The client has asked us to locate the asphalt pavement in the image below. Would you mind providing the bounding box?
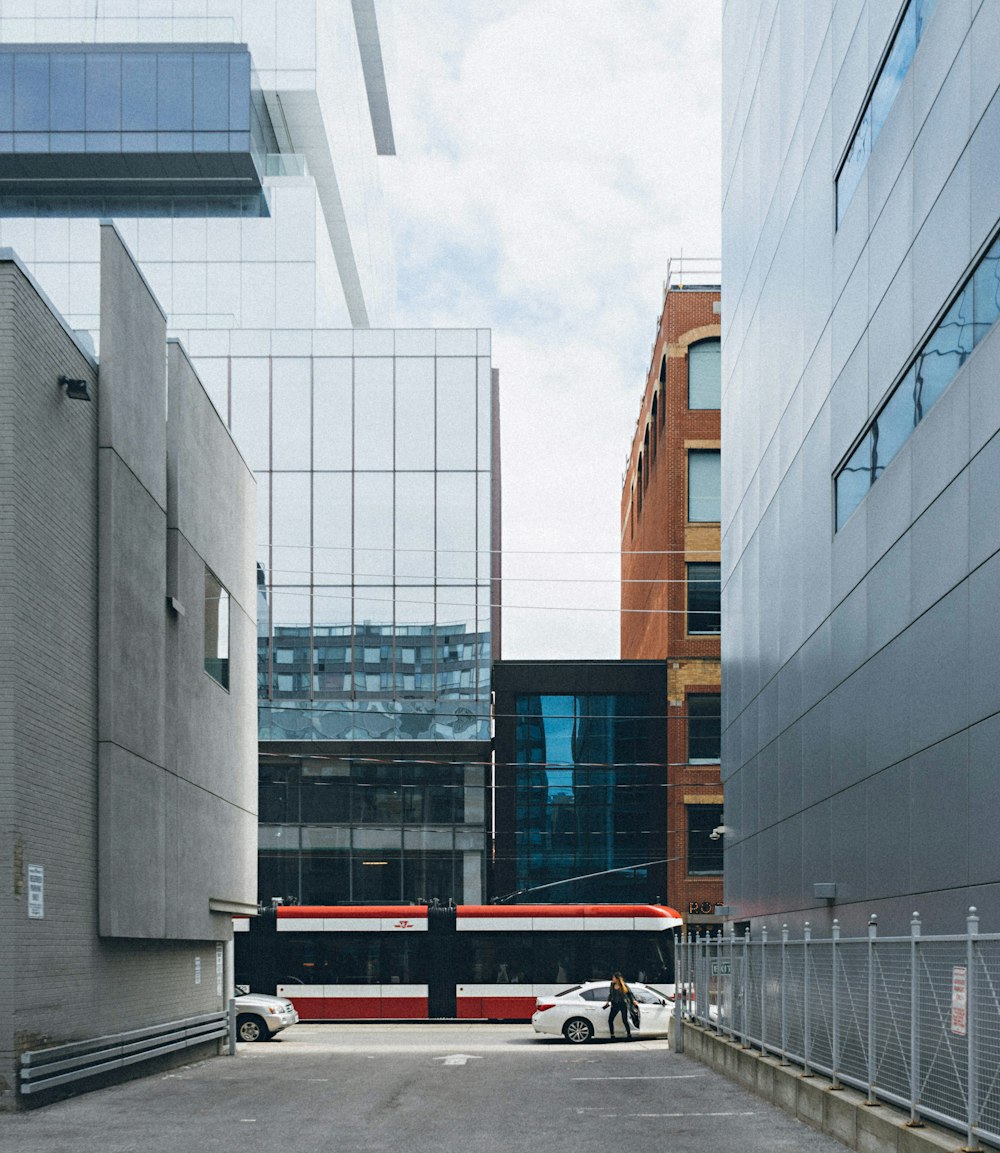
[0,1023,853,1153]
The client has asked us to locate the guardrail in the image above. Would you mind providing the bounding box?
[677,910,1000,1152]
[19,1010,229,1096]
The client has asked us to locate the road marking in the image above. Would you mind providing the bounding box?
[577,1110,757,1119]
[433,1054,484,1066]
[572,1074,707,1081]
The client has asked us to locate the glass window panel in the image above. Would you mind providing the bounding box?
[872,366,916,480]
[229,52,250,132]
[313,357,353,469]
[477,473,491,584]
[157,53,193,131]
[313,472,352,586]
[870,3,916,140]
[230,357,270,471]
[687,804,724,874]
[311,592,352,696]
[438,587,476,698]
[687,563,721,635]
[121,54,157,131]
[688,694,721,762]
[835,431,872,528]
[355,472,394,581]
[395,356,434,469]
[915,284,974,419]
[437,357,477,469]
[477,358,492,470]
[256,475,270,580]
[269,587,311,698]
[0,56,12,132]
[50,54,84,132]
[973,243,1000,345]
[193,53,230,131]
[354,357,394,470]
[271,472,311,586]
[204,567,230,690]
[14,54,49,132]
[396,473,435,582]
[353,591,394,687]
[688,338,721,409]
[272,358,311,470]
[85,54,121,132]
[437,473,476,581]
[687,449,721,522]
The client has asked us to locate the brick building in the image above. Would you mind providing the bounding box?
[620,259,722,928]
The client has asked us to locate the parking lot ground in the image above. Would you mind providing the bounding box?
[0,1023,853,1153]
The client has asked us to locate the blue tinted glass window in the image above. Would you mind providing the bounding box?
[0,55,12,131]
[837,0,936,227]
[122,54,157,131]
[229,52,250,131]
[14,54,49,132]
[870,4,916,139]
[50,54,85,131]
[157,53,192,130]
[836,432,872,528]
[915,283,973,418]
[85,54,121,132]
[872,366,916,480]
[973,241,1000,344]
[193,53,229,131]
[688,338,721,409]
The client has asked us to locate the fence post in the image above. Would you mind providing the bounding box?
[727,923,736,1041]
[867,913,878,1105]
[761,924,768,1055]
[715,930,724,1035]
[966,907,981,1152]
[831,918,841,1090]
[780,924,789,1063]
[674,929,685,1054]
[908,911,922,1127]
[741,925,751,1048]
[803,922,812,1076]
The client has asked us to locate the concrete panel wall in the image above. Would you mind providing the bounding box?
[722,1,1000,935]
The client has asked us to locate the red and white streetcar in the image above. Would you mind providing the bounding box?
[235,902,682,1021]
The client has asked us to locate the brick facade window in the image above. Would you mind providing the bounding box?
[686,562,721,635]
[688,338,721,409]
[687,803,724,875]
[688,693,721,762]
[687,449,720,521]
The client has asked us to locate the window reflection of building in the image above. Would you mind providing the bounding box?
[494,663,668,904]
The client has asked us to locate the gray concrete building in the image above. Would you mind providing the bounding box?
[721,0,1000,935]
[0,224,256,1107]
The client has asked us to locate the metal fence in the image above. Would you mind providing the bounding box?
[678,910,1000,1152]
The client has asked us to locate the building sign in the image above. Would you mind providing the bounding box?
[216,944,224,996]
[27,864,44,919]
[688,900,716,916]
[950,966,967,1036]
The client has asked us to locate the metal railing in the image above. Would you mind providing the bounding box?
[19,1010,229,1096]
[678,909,1000,1152]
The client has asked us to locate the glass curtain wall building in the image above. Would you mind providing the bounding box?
[0,1,497,907]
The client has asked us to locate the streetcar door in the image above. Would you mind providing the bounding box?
[427,905,457,1018]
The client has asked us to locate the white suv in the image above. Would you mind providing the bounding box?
[233,990,299,1042]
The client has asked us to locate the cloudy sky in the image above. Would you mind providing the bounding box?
[382,1,722,659]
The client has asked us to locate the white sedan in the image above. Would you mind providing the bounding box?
[531,981,675,1044]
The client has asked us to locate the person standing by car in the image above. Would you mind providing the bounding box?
[603,972,637,1041]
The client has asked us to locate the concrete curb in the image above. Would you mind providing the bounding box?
[680,1023,983,1153]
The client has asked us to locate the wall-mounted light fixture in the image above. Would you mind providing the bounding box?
[59,375,92,402]
[709,825,731,841]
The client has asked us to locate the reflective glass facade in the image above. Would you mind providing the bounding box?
[493,663,668,905]
[0,44,274,209]
[219,330,495,744]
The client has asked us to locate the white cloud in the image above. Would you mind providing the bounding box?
[383,0,722,657]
